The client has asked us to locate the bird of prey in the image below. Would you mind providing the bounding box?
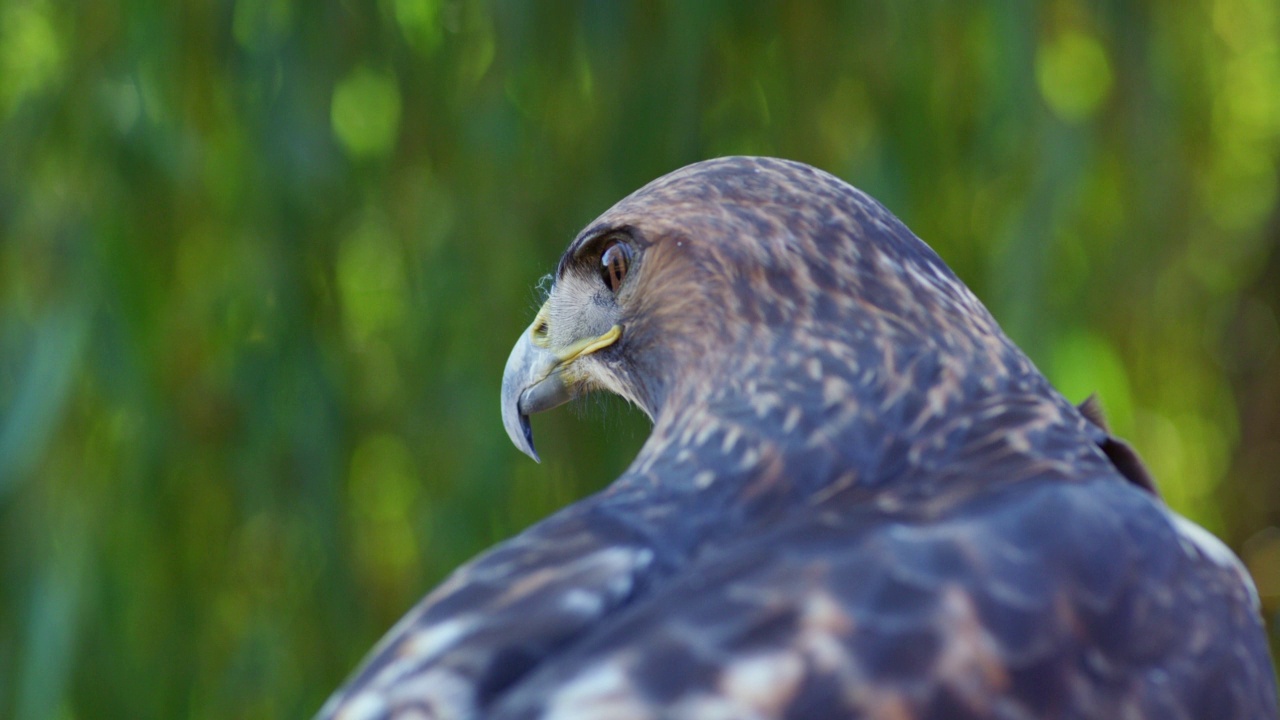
[318,157,1278,719]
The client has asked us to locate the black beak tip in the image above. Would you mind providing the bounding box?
[521,414,540,464]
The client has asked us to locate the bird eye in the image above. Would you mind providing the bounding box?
[600,241,632,293]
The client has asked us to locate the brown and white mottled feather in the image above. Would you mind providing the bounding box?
[318,157,1277,719]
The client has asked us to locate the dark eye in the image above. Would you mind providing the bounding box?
[600,240,633,293]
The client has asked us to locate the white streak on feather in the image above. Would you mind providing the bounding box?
[385,669,474,719]
[545,662,652,720]
[331,692,387,720]
[399,616,475,666]
[806,357,822,381]
[721,426,742,454]
[695,420,719,447]
[561,588,605,616]
[822,376,849,407]
[719,651,805,716]
[1167,511,1260,610]
[782,407,802,434]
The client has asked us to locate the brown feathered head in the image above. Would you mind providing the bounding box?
[500,156,1037,476]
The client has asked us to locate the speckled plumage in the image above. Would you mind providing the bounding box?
[319,157,1278,719]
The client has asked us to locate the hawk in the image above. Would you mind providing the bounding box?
[318,157,1278,719]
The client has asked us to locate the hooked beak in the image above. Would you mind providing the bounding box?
[501,315,621,462]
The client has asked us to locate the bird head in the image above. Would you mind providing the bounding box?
[501,156,1006,462]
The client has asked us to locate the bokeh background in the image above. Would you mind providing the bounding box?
[1,1,1278,717]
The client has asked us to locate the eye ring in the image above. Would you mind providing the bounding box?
[600,240,633,293]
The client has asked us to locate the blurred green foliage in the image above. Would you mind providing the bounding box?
[1,1,1278,717]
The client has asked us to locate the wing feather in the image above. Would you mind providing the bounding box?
[317,501,658,719]
[482,478,1276,720]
